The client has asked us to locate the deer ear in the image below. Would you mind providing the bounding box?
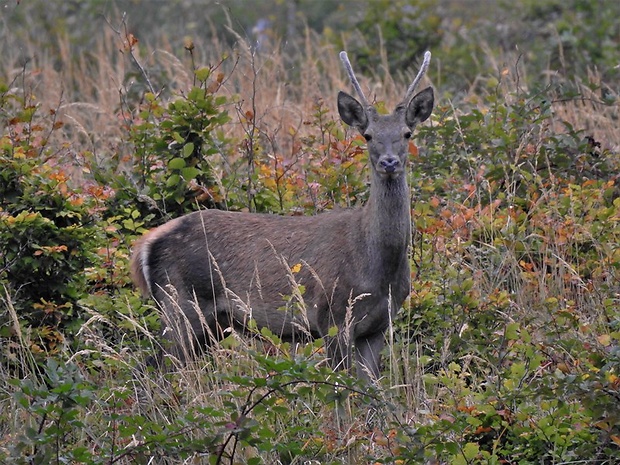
[338,91,368,132]
[406,87,434,128]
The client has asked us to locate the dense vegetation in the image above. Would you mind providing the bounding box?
[1,0,619,463]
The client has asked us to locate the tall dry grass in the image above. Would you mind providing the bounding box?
[2,4,619,463]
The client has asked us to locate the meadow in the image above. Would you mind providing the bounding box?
[1,1,619,463]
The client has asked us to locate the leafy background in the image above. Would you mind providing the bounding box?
[1,0,619,463]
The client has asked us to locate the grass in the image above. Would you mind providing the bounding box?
[1,2,620,464]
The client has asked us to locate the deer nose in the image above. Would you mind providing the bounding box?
[380,157,400,173]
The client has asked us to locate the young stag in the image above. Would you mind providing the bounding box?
[131,51,434,381]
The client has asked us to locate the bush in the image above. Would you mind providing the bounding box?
[0,80,105,358]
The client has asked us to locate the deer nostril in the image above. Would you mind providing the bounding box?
[380,158,400,172]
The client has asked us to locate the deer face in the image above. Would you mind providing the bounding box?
[337,87,434,180]
[363,111,414,179]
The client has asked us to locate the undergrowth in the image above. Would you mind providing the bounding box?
[1,1,619,464]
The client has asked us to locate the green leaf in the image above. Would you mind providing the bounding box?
[327,326,339,337]
[325,389,349,403]
[168,157,186,170]
[505,322,519,340]
[182,143,195,157]
[187,87,201,101]
[510,361,526,379]
[181,167,201,180]
[166,173,181,188]
[463,442,480,460]
[194,66,211,82]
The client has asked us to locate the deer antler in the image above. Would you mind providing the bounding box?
[404,51,431,103]
[339,51,370,108]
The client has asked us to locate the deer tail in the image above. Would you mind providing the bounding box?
[130,237,152,296]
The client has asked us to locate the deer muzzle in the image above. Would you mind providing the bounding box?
[379,157,401,174]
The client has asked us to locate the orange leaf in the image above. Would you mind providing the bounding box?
[128,33,138,47]
[123,33,138,51]
[597,334,611,346]
[373,435,389,447]
[70,196,84,207]
[457,405,476,414]
[440,209,452,219]
[474,426,493,435]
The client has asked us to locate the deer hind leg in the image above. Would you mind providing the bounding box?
[325,331,353,372]
[150,285,221,367]
[355,331,386,382]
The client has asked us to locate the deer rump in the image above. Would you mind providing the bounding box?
[131,206,410,378]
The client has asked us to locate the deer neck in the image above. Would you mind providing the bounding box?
[363,170,411,260]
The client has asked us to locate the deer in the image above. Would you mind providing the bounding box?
[130,50,434,381]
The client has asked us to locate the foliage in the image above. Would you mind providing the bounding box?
[395,65,620,463]
[1,1,620,464]
[0,80,106,357]
[327,0,620,98]
[332,0,443,77]
[518,0,620,83]
[3,335,375,465]
[103,55,232,226]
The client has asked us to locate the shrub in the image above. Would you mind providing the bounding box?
[103,57,232,228]
[0,78,105,358]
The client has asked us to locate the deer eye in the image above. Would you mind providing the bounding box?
[363,133,372,142]
[404,131,412,139]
